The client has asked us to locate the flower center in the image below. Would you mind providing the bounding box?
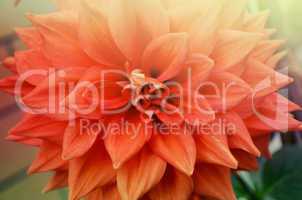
[126,69,171,120]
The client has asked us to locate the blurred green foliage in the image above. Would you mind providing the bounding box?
[250,0,302,48]
[233,146,302,200]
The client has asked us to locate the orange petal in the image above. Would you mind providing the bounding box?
[224,112,260,156]
[188,2,221,55]
[108,0,169,65]
[2,57,17,73]
[195,128,238,169]
[242,59,293,98]
[78,0,125,66]
[15,27,42,49]
[86,185,122,200]
[249,40,285,63]
[0,75,32,95]
[243,11,270,32]
[69,144,115,200]
[28,141,67,174]
[148,167,193,200]
[28,12,96,68]
[62,120,98,160]
[232,149,259,170]
[103,185,121,200]
[9,114,67,138]
[260,93,301,113]
[167,0,219,32]
[22,67,86,113]
[181,54,214,89]
[15,50,51,85]
[220,0,247,29]
[142,33,188,82]
[253,134,272,159]
[6,134,42,147]
[244,109,301,132]
[211,30,262,70]
[184,95,215,125]
[149,128,196,175]
[85,188,104,200]
[193,164,236,200]
[266,50,287,69]
[134,0,170,39]
[117,147,166,200]
[202,72,251,112]
[43,171,68,193]
[104,114,151,169]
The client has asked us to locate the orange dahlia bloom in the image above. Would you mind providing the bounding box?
[1,0,301,200]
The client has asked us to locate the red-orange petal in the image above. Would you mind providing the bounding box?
[28,141,67,174]
[62,120,98,160]
[193,164,236,200]
[43,171,68,193]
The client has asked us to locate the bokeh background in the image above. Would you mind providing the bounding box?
[0,0,302,200]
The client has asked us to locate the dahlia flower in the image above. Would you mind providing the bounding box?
[1,0,301,200]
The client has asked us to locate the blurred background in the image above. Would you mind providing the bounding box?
[0,0,302,200]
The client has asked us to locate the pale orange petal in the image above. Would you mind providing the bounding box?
[28,12,96,67]
[211,30,262,70]
[142,33,188,81]
[79,0,125,66]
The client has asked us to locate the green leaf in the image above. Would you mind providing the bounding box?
[0,167,27,193]
[261,146,302,200]
[58,188,68,200]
